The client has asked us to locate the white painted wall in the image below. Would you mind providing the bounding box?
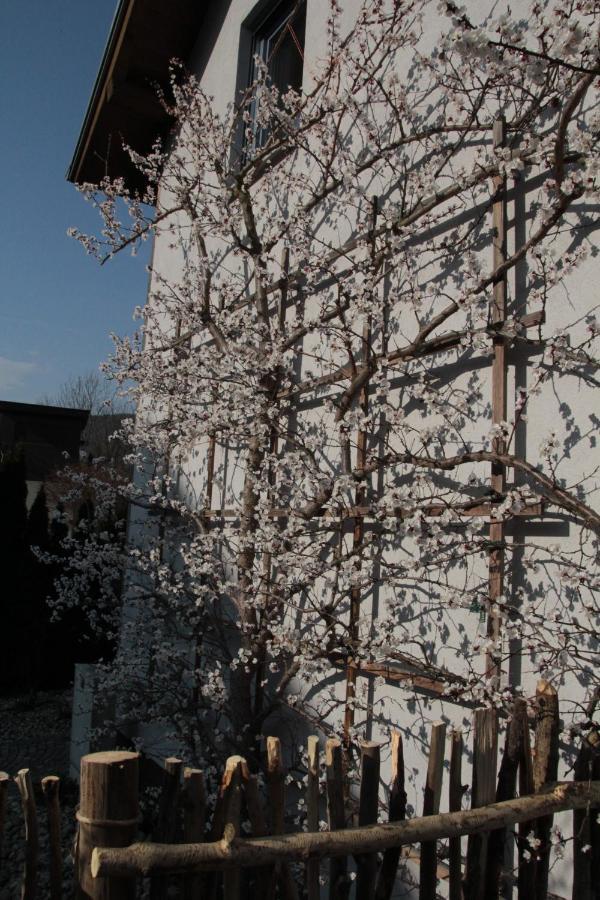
[124,2,599,894]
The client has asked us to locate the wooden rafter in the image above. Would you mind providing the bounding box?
[486,117,508,686]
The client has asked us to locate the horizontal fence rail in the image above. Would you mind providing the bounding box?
[92,781,600,877]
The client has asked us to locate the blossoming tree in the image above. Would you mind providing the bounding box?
[63,0,599,782]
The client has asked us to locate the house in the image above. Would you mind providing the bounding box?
[68,1,599,893]
[0,399,89,509]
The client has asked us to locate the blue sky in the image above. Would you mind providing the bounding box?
[0,1,150,403]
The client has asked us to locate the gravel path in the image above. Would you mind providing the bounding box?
[0,690,71,780]
[0,690,77,898]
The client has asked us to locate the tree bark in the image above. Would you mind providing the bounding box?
[93,781,600,878]
[77,751,139,899]
[532,681,559,900]
[42,776,62,900]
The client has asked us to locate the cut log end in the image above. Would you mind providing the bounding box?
[90,847,101,879]
[82,750,139,766]
[41,776,60,800]
[536,680,558,698]
[267,737,282,771]
[326,738,341,766]
[222,756,245,788]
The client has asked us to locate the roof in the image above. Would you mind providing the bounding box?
[0,400,90,422]
[0,401,90,481]
[67,0,207,195]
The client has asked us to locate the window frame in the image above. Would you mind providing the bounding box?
[237,0,306,159]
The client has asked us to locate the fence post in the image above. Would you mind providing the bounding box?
[150,757,182,900]
[532,680,559,900]
[223,756,243,900]
[306,735,321,900]
[16,768,38,900]
[182,767,206,900]
[356,741,380,900]
[465,708,498,900]
[77,750,139,899]
[241,765,270,897]
[156,757,183,842]
[448,728,463,900]
[375,731,406,900]
[205,753,236,900]
[591,734,600,900]
[326,738,349,900]
[486,701,524,898]
[267,737,285,835]
[572,728,600,900]
[0,771,8,864]
[266,737,298,900]
[42,775,62,900]
[419,721,446,900]
[517,699,535,900]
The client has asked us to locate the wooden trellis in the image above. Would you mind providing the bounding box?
[193,117,553,734]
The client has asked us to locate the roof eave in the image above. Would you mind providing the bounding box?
[67,0,206,196]
[67,0,136,187]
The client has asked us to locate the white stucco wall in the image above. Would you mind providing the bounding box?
[122,1,598,895]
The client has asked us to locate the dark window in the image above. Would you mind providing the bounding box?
[246,1,306,153]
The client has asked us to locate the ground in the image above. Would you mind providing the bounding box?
[0,689,77,898]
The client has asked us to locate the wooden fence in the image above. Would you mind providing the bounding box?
[1,680,599,899]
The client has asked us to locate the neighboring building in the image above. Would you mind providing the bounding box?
[68,1,599,894]
[0,400,89,509]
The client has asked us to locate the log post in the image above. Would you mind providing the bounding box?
[205,754,237,900]
[16,768,38,900]
[326,738,349,900]
[223,757,243,900]
[182,768,206,900]
[157,757,183,842]
[356,742,380,900]
[375,731,406,900]
[0,771,9,866]
[465,708,497,900]
[419,721,446,900]
[267,737,285,836]
[150,757,183,900]
[532,681,559,900]
[306,736,320,900]
[517,699,535,900]
[42,775,62,900]
[572,728,600,900]
[448,729,464,900]
[486,702,524,898]
[77,750,139,899]
[183,768,205,843]
[241,766,270,897]
[591,737,600,900]
[242,771,267,837]
[266,738,298,900]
